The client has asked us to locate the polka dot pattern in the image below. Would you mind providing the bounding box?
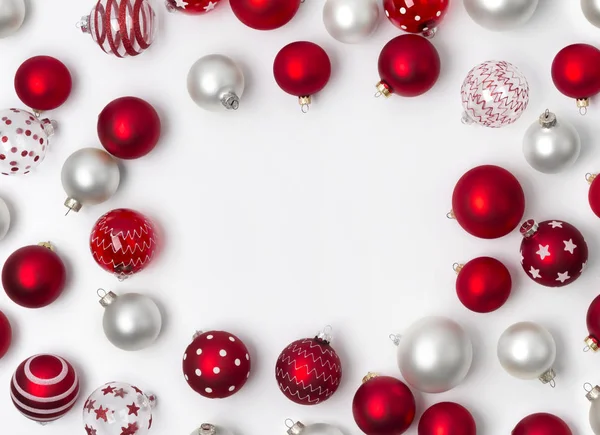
[383,0,449,35]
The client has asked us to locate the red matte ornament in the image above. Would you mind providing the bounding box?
[451,165,525,239]
[376,34,441,98]
[512,413,572,435]
[352,373,416,435]
[230,0,301,30]
[2,243,66,308]
[585,295,600,351]
[14,56,72,111]
[418,402,476,435]
[455,257,512,313]
[97,96,161,160]
[167,0,221,14]
[587,173,600,218]
[0,310,11,359]
[383,0,449,36]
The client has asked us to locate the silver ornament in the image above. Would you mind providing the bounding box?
[187,54,245,112]
[0,197,9,240]
[497,321,556,386]
[191,423,232,435]
[583,0,600,28]
[323,0,379,44]
[61,148,121,214]
[286,419,344,435]
[98,289,162,351]
[585,383,600,434]
[393,316,473,393]
[0,0,25,38]
[464,0,539,31]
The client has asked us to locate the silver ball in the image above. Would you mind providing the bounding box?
[523,112,580,174]
[192,424,233,435]
[0,0,25,38]
[464,0,539,31]
[497,321,556,380]
[583,0,600,28]
[396,316,473,393]
[590,399,600,434]
[187,54,245,112]
[61,148,120,212]
[0,197,9,240]
[323,0,379,44]
[102,293,162,351]
[297,423,344,435]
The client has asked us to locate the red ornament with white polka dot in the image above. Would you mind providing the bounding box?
[166,0,220,14]
[520,219,588,288]
[0,108,55,175]
[383,0,449,37]
[182,330,251,399]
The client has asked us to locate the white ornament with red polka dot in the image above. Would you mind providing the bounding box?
[0,108,55,176]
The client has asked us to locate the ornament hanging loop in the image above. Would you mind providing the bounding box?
[586,173,597,184]
[549,379,556,388]
[97,288,107,298]
[199,424,216,435]
[585,382,594,393]
[285,419,295,429]
[298,96,311,113]
[316,325,333,343]
[446,210,455,219]
[453,263,463,274]
[389,333,401,345]
[585,344,591,352]
[577,98,589,116]
[422,27,436,39]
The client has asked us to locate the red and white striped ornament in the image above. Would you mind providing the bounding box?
[10,354,80,424]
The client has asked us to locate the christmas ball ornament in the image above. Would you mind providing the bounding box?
[90,208,158,279]
[0,309,11,359]
[83,382,155,435]
[512,413,572,435]
[585,383,600,434]
[392,316,472,393]
[11,354,80,423]
[230,0,301,30]
[497,321,557,386]
[461,60,529,127]
[588,173,600,218]
[2,242,66,308]
[285,419,344,435]
[352,373,416,434]
[464,0,539,30]
[97,289,162,351]
[14,56,72,112]
[376,34,440,98]
[275,326,342,405]
[552,44,600,114]
[520,219,588,287]
[183,330,251,398]
[187,55,245,111]
[586,295,600,351]
[523,110,581,174]
[583,0,600,28]
[273,41,331,112]
[61,148,121,214]
[418,402,476,435]
[0,0,25,38]
[0,196,10,239]
[450,165,525,239]
[167,0,220,14]
[0,108,55,175]
[191,423,233,435]
[323,0,379,44]
[97,96,161,160]
[454,257,512,313]
[383,0,449,37]
[78,0,157,58]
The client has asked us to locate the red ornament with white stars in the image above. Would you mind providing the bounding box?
[82,382,156,435]
[183,330,251,399]
[520,219,588,288]
[167,0,220,14]
[275,326,342,405]
[383,0,449,37]
[10,354,80,423]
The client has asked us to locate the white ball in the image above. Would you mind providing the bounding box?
[0,197,9,240]
[464,0,539,31]
[323,0,379,44]
[0,0,25,38]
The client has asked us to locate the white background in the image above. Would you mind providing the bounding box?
[1,0,600,434]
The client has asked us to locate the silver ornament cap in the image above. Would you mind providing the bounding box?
[199,424,216,435]
[0,0,26,38]
[287,420,306,435]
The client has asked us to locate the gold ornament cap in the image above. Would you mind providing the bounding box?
[375,82,391,98]
[586,383,600,402]
[298,96,311,113]
[37,241,54,251]
[362,372,379,384]
[585,336,599,352]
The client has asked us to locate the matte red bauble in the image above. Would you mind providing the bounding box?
[418,402,476,435]
[167,0,221,14]
[2,243,66,308]
[14,56,72,111]
[97,96,161,160]
[587,173,600,218]
[451,165,525,239]
[0,310,11,359]
[586,294,600,351]
[455,257,511,313]
[230,0,301,30]
[512,413,572,435]
[383,0,449,36]
[352,373,416,434]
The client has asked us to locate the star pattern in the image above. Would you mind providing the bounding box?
[84,399,96,413]
[582,261,588,273]
[549,221,563,228]
[102,385,116,395]
[556,271,571,283]
[149,415,153,429]
[563,239,577,254]
[204,1,217,11]
[120,422,139,435]
[127,402,140,416]
[114,388,128,398]
[529,266,541,279]
[131,385,143,395]
[536,244,551,260]
[85,425,97,435]
[175,0,188,7]
[94,405,109,422]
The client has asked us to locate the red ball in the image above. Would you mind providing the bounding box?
[97,96,161,160]
[230,0,301,30]
[512,413,572,435]
[90,208,158,279]
[418,402,476,435]
[0,310,12,359]
[452,165,525,239]
[383,0,449,35]
[520,219,588,288]
[182,330,251,398]
[551,44,600,103]
[275,333,342,405]
[377,35,440,98]
[11,354,80,423]
[586,294,600,351]
[2,244,66,308]
[167,0,221,14]
[456,257,511,313]
[352,374,416,434]
[588,173,600,218]
[14,56,72,111]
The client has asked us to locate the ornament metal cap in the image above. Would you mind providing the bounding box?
[165,0,177,12]
[221,92,240,110]
[362,372,379,383]
[37,241,54,251]
[538,368,556,387]
[539,109,557,128]
[453,263,464,274]
[198,423,216,435]
[316,325,333,344]
[64,197,82,214]
[577,98,590,115]
[285,419,305,435]
[97,288,118,307]
[41,118,56,136]
[587,173,598,185]
[375,81,392,98]
[585,383,600,401]
[77,15,90,33]
[520,219,538,238]
[298,96,311,113]
[585,336,599,352]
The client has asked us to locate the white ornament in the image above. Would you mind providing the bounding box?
[0,0,25,38]
[286,419,344,435]
[0,197,9,240]
[323,0,380,44]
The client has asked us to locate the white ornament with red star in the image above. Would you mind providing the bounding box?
[167,0,221,14]
[82,382,155,435]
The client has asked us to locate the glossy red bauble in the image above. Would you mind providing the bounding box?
[183,330,251,399]
[352,374,416,435]
[588,173,600,218]
[167,0,221,14]
[512,413,572,435]
[383,0,449,35]
[418,402,476,435]
[14,56,72,111]
[2,243,66,308]
[11,354,80,423]
[551,44,600,109]
[230,0,301,30]
[377,35,440,98]
[456,257,511,313]
[0,310,11,359]
[451,165,525,239]
[97,96,161,160]
[585,294,600,351]
[520,219,588,288]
